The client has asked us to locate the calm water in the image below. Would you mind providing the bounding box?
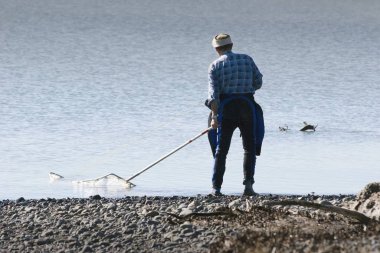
[1,0,380,199]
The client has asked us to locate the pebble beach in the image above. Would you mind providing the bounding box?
[1,183,380,253]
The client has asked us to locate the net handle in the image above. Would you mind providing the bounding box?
[125,127,212,183]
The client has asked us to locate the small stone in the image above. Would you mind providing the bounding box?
[245,199,253,211]
[319,200,332,206]
[105,203,116,211]
[24,207,35,213]
[173,236,183,242]
[77,227,88,235]
[122,228,135,235]
[100,241,110,247]
[366,200,375,209]
[36,238,53,245]
[178,203,187,209]
[16,197,25,203]
[55,218,66,227]
[141,208,148,215]
[187,200,198,210]
[124,237,133,243]
[228,199,241,208]
[180,222,193,230]
[91,219,101,225]
[197,243,208,248]
[164,232,173,239]
[151,242,162,248]
[90,195,101,200]
[224,239,233,248]
[41,230,54,237]
[180,228,193,235]
[147,220,159,226]
[145,211,159,217]
[358,182,380,200]
[80,245,93,253]
[179,208,193,216]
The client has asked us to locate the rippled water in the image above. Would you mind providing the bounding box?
[1,0,380,199]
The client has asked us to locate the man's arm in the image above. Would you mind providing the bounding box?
[253,75,263,91]
[208,64,220,129]
[250,57,263,91]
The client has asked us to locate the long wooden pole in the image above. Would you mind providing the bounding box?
[125,127,212,183]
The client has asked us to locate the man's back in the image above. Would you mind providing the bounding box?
[208,51,262,104]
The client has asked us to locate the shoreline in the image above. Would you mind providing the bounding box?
[1,185,379,252]
[0,192,358,202]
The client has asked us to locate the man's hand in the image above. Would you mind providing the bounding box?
[210,100,219,129]
[211,117,218,129]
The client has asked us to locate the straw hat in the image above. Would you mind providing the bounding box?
[212,33,233,48]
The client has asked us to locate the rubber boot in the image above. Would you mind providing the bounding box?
[211,187,223,196]
[243,181,256,196]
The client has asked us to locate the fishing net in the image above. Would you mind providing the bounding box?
[73,173,135,188]
[48,127,211,190]
[49,172,135,188]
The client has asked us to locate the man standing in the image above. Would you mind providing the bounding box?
[206,33,264,196]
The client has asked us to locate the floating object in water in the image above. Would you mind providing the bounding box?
[300,121,318,131]
[49,172,64,181]
[279,125,289,131]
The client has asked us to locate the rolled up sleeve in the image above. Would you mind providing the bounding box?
[207,64,220,106]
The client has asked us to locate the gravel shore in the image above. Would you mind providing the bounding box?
[1,184,380,252]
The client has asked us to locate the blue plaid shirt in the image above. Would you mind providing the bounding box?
[207,51,262,106]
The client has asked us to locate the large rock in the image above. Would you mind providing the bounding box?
[350,182,380,220]
[357,182,380,200]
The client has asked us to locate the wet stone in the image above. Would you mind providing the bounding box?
[80,245,93,253]
[180,222,193,230]
[147,220,160,226]
[41,230,54,237]
[90,195,101,200]
[366,201,375,209]
[319,200,333,206]
[145,211,160,217]
[16,197,25,203]
[179,208,193,216]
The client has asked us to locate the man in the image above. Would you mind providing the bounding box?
[205,33,264,196]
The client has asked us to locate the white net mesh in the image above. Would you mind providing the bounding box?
[72,173,135,188]
[49,172,135,188]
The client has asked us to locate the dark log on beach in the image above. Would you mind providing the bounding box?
[165,211,236,220]
[267,199,372,224]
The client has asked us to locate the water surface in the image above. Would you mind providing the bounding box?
[1,0,380,199]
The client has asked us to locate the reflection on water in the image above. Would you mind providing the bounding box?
[47,179,135,199]
[72,183,135,199]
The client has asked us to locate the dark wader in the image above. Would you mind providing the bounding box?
[207,94,264,190]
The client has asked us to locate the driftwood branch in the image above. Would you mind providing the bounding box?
[267,200,372,224]
[165,211,235,219]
